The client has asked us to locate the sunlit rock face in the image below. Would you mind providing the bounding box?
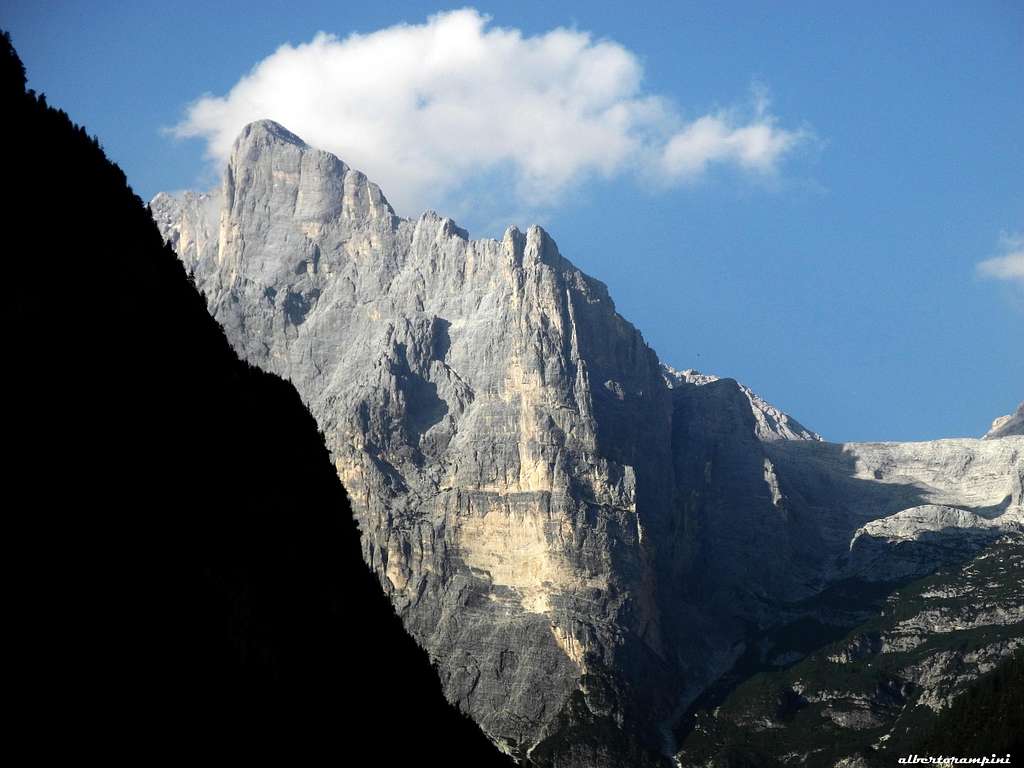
[155,120,678,760]
[153,120,1022,765]
[984,401,1024,439]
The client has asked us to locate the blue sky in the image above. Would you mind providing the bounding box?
[4,0,1021,441]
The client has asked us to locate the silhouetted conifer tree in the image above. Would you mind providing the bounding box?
[3,29,509,765]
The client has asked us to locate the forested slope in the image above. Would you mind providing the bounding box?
[3,30,508,764]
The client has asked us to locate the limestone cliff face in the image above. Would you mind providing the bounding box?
[152,120,1023,764]
[665,375,1022,622]
[662,365,821,442]
[155,120,677,760]
[984,401,1024,439]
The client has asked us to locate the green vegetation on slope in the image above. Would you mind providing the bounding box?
[676,539,1024,767]
[912,648,1023,758]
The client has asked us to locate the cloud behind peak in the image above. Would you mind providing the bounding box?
[172,9,808,222]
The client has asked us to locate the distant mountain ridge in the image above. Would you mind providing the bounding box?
[661,365,822,442]
[984,402,1024,440]
[153,119,1023,767]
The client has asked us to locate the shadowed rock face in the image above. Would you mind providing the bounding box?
[153,120,1023,765]
[673,538,1024,766]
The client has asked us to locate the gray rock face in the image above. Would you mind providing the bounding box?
[662,365,821,442]
[152,120,1024,765]
[848,504,1018,582]
[984,401,1024,439]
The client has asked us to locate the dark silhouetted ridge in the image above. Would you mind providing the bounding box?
[3,29,509,765]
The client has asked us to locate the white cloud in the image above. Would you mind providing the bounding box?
[977,233,1024,286]
[660,84,806,180]
[172,9,808,220]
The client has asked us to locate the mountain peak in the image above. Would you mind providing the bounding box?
[661,364,822,442]
[153,122,1023,766]
[234,119,309,150]
[220,119,400,228]
[984,401,1024,439]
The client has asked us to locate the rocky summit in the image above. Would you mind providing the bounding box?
[152,120,1023,766]
[984,402,1024,440]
